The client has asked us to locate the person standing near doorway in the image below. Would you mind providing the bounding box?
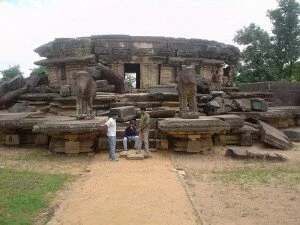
[137,107,151,157]
[105,112,119,161]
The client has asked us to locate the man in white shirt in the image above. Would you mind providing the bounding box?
[105,112,119,161]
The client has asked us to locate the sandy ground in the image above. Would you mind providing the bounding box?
[1,144,299,225]
[171,144,300,225]
[47,151,200,225]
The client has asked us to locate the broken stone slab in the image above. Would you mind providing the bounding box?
[258,120,293,150]
[119,150,137,158]
[228,91,273,99]
[110,106,136,122]
[179,112,203,119]
[26,73,41,92]
[0,86,28,108]
[148,92,178,101]
[142,109,176,118]
[212,114,244,129]
[126,152,145,160]
[119,93,150,102]
[283,128,300,142]
[231,125,260,134]
[225,147,287,161]
[0,75,26,97]
[196,94,213,103]
[110,102,136,108]
[233,99,251,112]
[8,102,37,113]
[158,117,230,133]
[97,85,115,92]
[251,98,268,111]
[96,80,108,88]
[149,84,177,95]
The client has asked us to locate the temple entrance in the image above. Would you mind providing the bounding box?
[124,64,140,90]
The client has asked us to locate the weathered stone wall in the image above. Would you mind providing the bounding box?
[238,81,300,106]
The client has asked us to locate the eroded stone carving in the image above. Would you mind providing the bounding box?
[177,65,198,118]
[73,71,97,120]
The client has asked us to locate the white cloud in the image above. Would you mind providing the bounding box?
[0,0,278,77]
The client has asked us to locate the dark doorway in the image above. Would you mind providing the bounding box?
[124,64,140,89]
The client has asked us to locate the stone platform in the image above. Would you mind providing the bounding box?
[33,117,107,154]
[158,117,230,153]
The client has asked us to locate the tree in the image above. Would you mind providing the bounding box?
[0,65,23,81]
[234,0,300,83]
[292,61,300,81]
[267,0,300,80]
[234,23,274,83]
[31,66,47,75]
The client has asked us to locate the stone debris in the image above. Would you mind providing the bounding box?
[8,102,36,113]
[225,147,287,161]
[126,152,145,160]
[251,98,268,111]
[110,106,136,122]
[259,120,293,150]
[233,99,252,112]
[283,128,300,142]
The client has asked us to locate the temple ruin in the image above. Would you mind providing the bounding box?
[0,34,299,158]
[34,35,240,89]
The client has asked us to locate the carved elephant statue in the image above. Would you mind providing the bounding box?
[73,71,97,120]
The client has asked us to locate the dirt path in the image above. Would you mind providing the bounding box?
[47,151,201,225]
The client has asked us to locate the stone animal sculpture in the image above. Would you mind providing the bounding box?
[85,63,125,94]
[73,71,97,120]
[177,65,198,116]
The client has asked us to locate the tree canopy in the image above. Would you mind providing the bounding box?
[234,0,300,83]
[0,65,23,81]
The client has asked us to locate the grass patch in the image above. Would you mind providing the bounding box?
[0,168,69,225]
[214,165,300,187]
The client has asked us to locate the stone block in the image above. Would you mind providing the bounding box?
[8,102,37,113]
[214,134,226,146]
[49,137,65,152]
[251,98,268,111]
[98,137,108,151]
[96,80,108,88]
[97,85,115,92]
[259,120,293,150]
[6,134,20,145]
[149,85,177,94]
[233,99,251,112]
[212,114,244,129]
[284,128,300,142]
[110,106,136,122]
[156,139,169,150]
[126,153,145,160]
[225,147,286,161]
[65,141,80,154]
[35,134,49,145]
[240,133,253,146]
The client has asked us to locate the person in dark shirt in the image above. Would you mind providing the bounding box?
[123,120,139,151]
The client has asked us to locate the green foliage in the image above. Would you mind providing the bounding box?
[0,168,69,225]
[292,61,300,81]
[0,65,23,81]
[234,0,300,82]
[267,0,300,80]
[31,66,47,76]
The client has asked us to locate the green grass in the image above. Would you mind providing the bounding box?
[214,165,300,187]
[0,168,69,225]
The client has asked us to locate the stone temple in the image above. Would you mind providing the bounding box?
[0,34,299,157]
[34,35,240,89]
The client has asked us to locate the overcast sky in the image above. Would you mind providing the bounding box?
[0,0,279,77]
